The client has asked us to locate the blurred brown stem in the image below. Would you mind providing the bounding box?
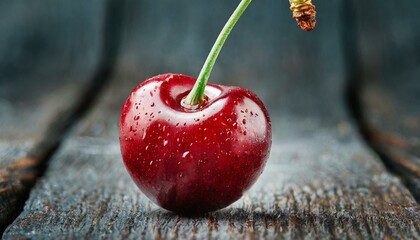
[289,0,316,31]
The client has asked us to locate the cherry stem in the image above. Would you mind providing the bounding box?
[183,0,252,107]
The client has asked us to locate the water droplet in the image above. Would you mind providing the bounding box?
[182,151,190,158]
[145,145,149,150]
[163,140,168,146]
[179,173,184,178]
[150,103,155,107]
[149,160,153,165]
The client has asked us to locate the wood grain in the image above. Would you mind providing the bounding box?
[4,0,419,238]
[0,0,112,232]
[350,0,420,199]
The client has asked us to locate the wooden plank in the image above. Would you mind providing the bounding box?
[4,0,419,238]
[0,0,118,232]
[350,0,420,199]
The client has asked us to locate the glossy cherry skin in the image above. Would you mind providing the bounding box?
[120,73,271,214]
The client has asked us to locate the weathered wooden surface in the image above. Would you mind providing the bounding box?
[3,0,420,238]
[350,0,420,199]
[0,0,120,232]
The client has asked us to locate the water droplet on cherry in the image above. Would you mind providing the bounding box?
[182,151,190,158]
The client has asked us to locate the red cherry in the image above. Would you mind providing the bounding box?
[119,0,272,214]
[120,73,271,214]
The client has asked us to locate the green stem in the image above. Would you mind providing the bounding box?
[183,0,252,107]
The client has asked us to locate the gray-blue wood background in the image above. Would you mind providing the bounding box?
[1,0,419,238]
